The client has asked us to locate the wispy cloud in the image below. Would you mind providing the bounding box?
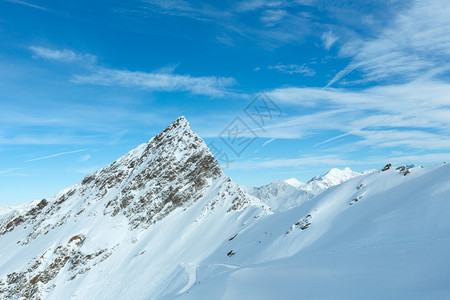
[0,135,89,145]
[26,149,88,162]
[72,67,236,97]
[263,138,276,147]
[28,46,236,97]
[72,166,100,175]
[29,46,96,64]
[329,0,450,85]
[325,63,357,88]
[267,63,315,76]
[116,0,229,22]
[216,34,235,46]
[0,98,171,147]
[236,0,286,12]
[260,9,287,27]
[111,0,315,47]
[321,31,338,50]
[79,154,91,162]
[0,168,22,175]
[6,0,49,11]
[265,79,450,151]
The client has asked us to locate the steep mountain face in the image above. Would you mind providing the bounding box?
[1,117,449,299]
[0,117,267,299]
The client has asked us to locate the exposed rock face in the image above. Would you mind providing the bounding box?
[0,116,266,300]
[0,235,112,300]
[83,116,225,228]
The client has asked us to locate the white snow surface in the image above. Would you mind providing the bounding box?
[284,178,305,188]
[307,166,364,189]
[1,117,449,299]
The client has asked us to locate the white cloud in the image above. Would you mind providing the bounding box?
[260,9,287,27]
[321,31,338,50]
[73,166,100,175]
[29,46,96,64]
[216,34,235,46]
[26,149,88,162]
[325,63,357,88]
[0,135,86,145]
[234,0,316,12]
[263,138,276,147]
[123,0,229,22]
[28,46,236,97]
[236,0,285,12]
[111,0,316,48]
[0,168,22,175]
[72,68,236,97]
[79,154,91,162]
[264,79,450,151]
[6,0,49,11]
[329,0,450,85]
[267,64,315,76]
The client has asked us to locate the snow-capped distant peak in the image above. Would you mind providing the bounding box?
[285,178,306,188]
[249,168,364,212]
[307,167,362,190]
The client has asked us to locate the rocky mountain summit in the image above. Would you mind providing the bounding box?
[0,116,267,299]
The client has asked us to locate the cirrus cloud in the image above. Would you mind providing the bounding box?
[29,46,237,97]
[29,46,96,64]
[328,0,450,85]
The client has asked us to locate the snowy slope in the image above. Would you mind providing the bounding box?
[1,117,449,299]
[179,163,450,299]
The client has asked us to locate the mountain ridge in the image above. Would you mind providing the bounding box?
[0,116,268,299]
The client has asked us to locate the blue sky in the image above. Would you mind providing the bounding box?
[1,0,449,206]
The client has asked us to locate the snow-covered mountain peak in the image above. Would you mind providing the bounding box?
[152,115,192,144]
[0,116,269,299]
[308,167,362,189]
[285,178,305,188]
